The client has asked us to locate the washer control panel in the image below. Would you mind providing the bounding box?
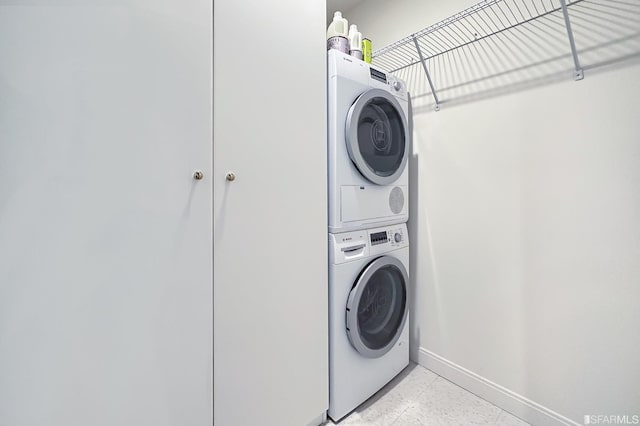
[330,223,409,264]
[368,223,408,256]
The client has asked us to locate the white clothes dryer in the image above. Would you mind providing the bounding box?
[328,49,410,233]
[328,223,410,421]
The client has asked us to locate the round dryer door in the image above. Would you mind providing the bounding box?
[346,256,409,359]
[346,88,408,186]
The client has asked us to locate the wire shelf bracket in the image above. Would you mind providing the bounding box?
[412,35,441,111]
[559,0,585,80]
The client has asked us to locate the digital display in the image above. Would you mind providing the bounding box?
[370,231,388,245]
[370,68,387,83]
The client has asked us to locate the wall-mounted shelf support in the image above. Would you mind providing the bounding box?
[412,36,441,111]
[372,0,639,112]
[559,0,584,80]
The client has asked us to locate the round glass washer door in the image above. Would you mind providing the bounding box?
[345,88,409,186]
[346,256,409,359]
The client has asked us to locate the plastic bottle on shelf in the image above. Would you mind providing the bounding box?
[362,38,372,64]
[348,24,363,60]
[327,11,349,54]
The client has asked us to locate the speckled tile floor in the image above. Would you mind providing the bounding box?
[325,363,530,426]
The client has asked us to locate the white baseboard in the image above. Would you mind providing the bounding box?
[417,348,581,426]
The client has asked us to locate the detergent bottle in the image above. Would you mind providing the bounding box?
[362,38,372,64]
[348,24,363,60]
[327,11,349,54]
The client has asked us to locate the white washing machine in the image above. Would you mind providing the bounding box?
[328,49,410,233]
[328,223,410,421]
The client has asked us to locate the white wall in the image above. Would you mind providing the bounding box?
[0,2,213,425]
[347,1,640,424]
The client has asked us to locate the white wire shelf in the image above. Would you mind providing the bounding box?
[372,0,640,112]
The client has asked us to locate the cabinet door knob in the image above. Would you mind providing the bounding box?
[193,170,204,180]
[226,172,236,182]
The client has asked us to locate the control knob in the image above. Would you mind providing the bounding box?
[394,232,402,243]
[393,81,402,91]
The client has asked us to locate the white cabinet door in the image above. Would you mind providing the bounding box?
[213,1,328,425]
[0,2,212,426]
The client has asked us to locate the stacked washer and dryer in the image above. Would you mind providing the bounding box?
[327,49,412,422]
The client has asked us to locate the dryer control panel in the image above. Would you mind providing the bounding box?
[386,75,406,97]
[328,50,408,101]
